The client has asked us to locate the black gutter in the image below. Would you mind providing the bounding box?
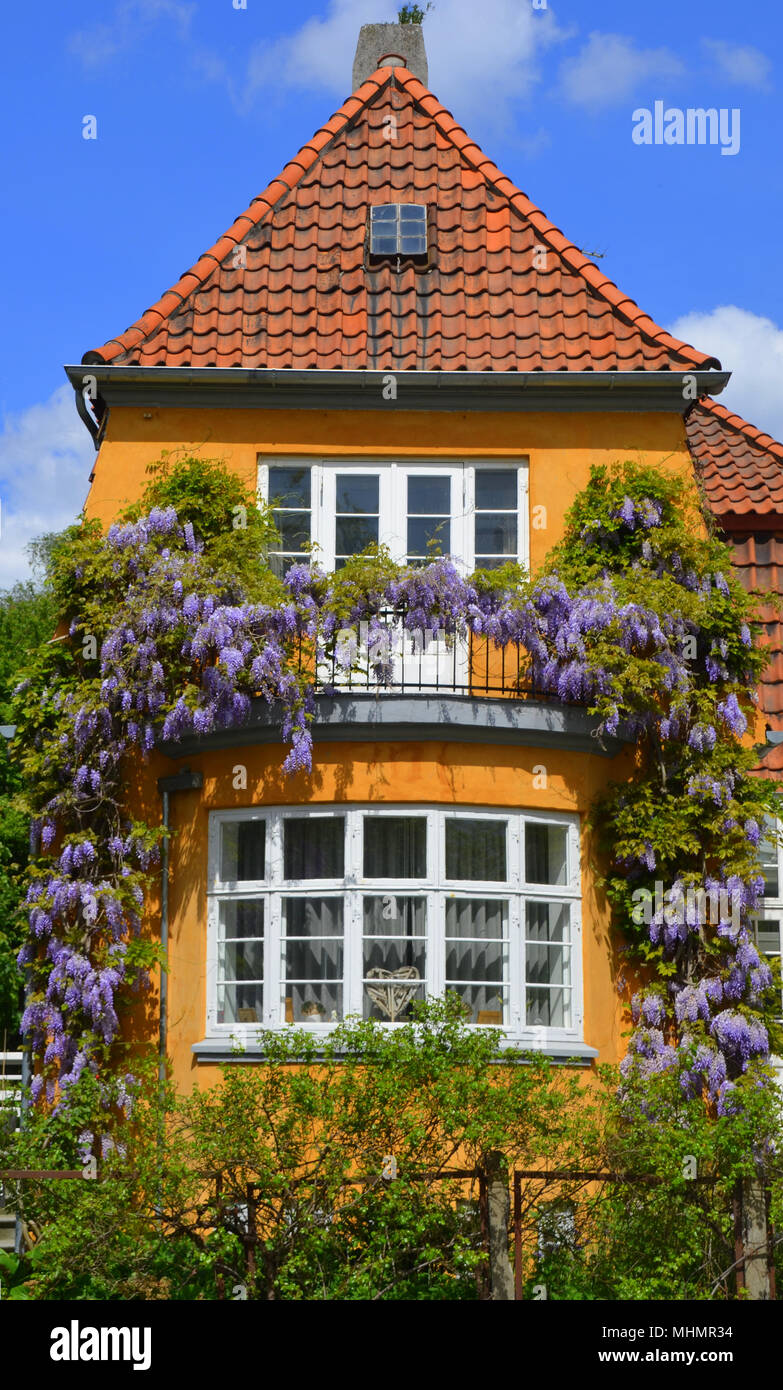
[65,365,732,441]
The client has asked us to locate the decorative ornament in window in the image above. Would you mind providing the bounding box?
[369,203,428,264]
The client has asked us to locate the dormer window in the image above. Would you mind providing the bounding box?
[368,203,427,263]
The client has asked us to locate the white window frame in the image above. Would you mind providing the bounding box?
[755,816,783,1025]
[258,457,529,574]
[206,804,582,1049]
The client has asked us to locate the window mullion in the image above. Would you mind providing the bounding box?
[571,899,583,1034]
[509,895,522,1033]
[265,892,279,1027]
[206,893,218,1032]
[429,890,443,1000]
[347,889,360,1019]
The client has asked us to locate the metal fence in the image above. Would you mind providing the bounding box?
[301,607,538,699]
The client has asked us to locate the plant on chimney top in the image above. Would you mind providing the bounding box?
[397,4,433,23]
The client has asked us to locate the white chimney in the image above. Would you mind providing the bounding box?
[352,21,428,89]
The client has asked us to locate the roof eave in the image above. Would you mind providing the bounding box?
[65,364,731,427]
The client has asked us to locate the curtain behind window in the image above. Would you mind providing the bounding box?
[284,817,345,879]
[363,817,427,878]
[525,824,568,885]
[445,819,506,881]
[220,820,265,881]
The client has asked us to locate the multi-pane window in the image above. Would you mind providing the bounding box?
[755,815,783,1020]
[475,469,519,569]
[267,465,312,577]
[335,475,380,569]
[759,818,779,898]
[369,203,428,262]
[207,806,582,1041]
[406,475,451,562]
[215,816,266,1025]
[258,459,528,573]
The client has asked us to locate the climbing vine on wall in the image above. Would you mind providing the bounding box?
[8,455,781,1122]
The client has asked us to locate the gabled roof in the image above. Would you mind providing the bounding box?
[84,64,721,374]
[686,398,783,519]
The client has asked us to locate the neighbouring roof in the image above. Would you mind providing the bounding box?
[83,64,722,374]
[754,741,783,780]
[686,397,783,520]
[684,398,783,754]
[728,533,783,735]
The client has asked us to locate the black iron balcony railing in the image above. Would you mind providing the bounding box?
[302,606,539,700]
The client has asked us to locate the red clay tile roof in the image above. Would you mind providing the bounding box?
[754,741,783,780]
[84,65,722,374]
[687,403,783,772]
[728,533,783,736]
[686,398,783,520]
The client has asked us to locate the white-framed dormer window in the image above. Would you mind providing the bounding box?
[258,458,529,576]
[206,804,582,1046]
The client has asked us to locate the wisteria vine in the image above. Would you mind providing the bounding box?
[11,459,781,1116]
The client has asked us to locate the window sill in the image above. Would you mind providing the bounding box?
[191,1033,598,1066]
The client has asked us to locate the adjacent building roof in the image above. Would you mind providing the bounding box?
[685,401,783,738]
[84,64,721,375]
[727,532,783,733]
[686,397,783,521]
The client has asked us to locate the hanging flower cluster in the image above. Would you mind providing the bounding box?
[11,459,780,1113]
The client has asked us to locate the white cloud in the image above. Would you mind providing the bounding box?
[667,306,783,442]
[234,0,569,127]
[0,386,94,589]
[68,0,195,68]
[559,31,685,111]
[701,38,772,90]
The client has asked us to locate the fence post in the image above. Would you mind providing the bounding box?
[740,1178,773,1300]
[513,1172,523,1299]
[483,1151,514,1301]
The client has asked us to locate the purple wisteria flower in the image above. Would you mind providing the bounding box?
[717,692,747,736]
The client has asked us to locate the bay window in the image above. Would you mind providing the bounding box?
[207,806,582,1045]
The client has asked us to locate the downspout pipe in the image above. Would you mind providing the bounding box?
[159,788,169,1086]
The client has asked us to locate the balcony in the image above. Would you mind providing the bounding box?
[158,608,629,761]
[303,606,537,700]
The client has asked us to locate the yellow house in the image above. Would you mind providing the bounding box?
[65,22,783,1096]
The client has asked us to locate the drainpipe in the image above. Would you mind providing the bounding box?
[159,787,169,1086]
[156,769,203,1084]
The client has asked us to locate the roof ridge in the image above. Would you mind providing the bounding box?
[391,67,720,372]
[697,396,783,463]
[85,69,394,365]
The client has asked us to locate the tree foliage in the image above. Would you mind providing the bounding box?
[0,575,57,1038]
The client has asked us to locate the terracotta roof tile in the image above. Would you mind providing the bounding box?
[85,64,721,374]
[728,533,783,736]
[687,398,783,519]
[753,742,783,779]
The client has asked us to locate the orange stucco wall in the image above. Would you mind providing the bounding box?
[85,404,696,573]
[90,403,695,1094]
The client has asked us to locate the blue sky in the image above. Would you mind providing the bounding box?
[1,0,781,584]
